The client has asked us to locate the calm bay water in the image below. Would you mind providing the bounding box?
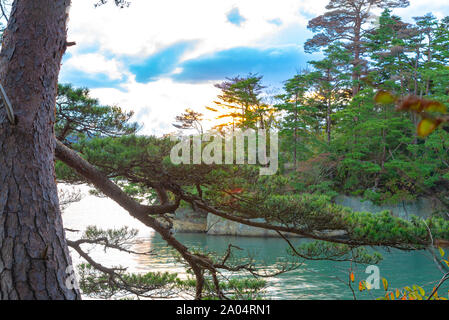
[132,233,448,300]
[62,185,449,300]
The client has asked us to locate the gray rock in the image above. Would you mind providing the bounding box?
[206,215,301,237]
[172,196,444,237]
[334,195,442,220]
[172,207,208,233]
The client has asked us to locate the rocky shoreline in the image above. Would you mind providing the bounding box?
[173,196,443,237]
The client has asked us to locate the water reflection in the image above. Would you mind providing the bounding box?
[62,185,448,300]
[129,232,449,300]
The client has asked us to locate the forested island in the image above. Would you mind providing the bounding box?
[0,0,448,301]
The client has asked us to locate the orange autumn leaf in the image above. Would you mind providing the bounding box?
[358,281,364,292]
[396,96,423,113]
[417,118,442,137]
[375,90,397,105]
[395,96,447,114]
[350,272,355,283]
[433,287,439,299]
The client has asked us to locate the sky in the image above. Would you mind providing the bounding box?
[60,0,449,135]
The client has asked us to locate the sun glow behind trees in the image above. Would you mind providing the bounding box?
[2,0,449,301]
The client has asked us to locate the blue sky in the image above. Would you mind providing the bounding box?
[60,0,449,135]
[227,7,246,26]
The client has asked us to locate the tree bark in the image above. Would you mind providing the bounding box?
[352,15,362,97]
[0,0,80,299]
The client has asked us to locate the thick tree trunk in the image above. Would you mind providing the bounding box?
[0,0,80,299]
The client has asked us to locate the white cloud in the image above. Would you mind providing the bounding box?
[392,0,449,21]
[64,53,125,80]
[90,77,221,136]
[66,0,312,60]
[62,0,449,136]
[64,0,320,135]
[65,0,449,61]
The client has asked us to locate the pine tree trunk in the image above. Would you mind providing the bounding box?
[0,0,80,299]
[326,99,331,144]
[352,36,361,96]
[293,93,298,167]
[352,11,362,97]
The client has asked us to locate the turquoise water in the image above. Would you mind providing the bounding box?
[62,188,448,300]
[132,233,449,300]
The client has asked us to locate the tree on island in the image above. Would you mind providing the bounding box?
[172,108,204,135]
[305,0,410,96]
[0,0,448,301]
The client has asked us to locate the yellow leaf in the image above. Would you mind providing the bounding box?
[382,277,388,291]
[395,289,401,298]
[366,282,372,290]
[417,118,442,137]
[424,101,447,113]
[350,272,355,283]
[443,260,449,267]
[439,246,445,258]
[417,286,425,297]
[375,91,397,104]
